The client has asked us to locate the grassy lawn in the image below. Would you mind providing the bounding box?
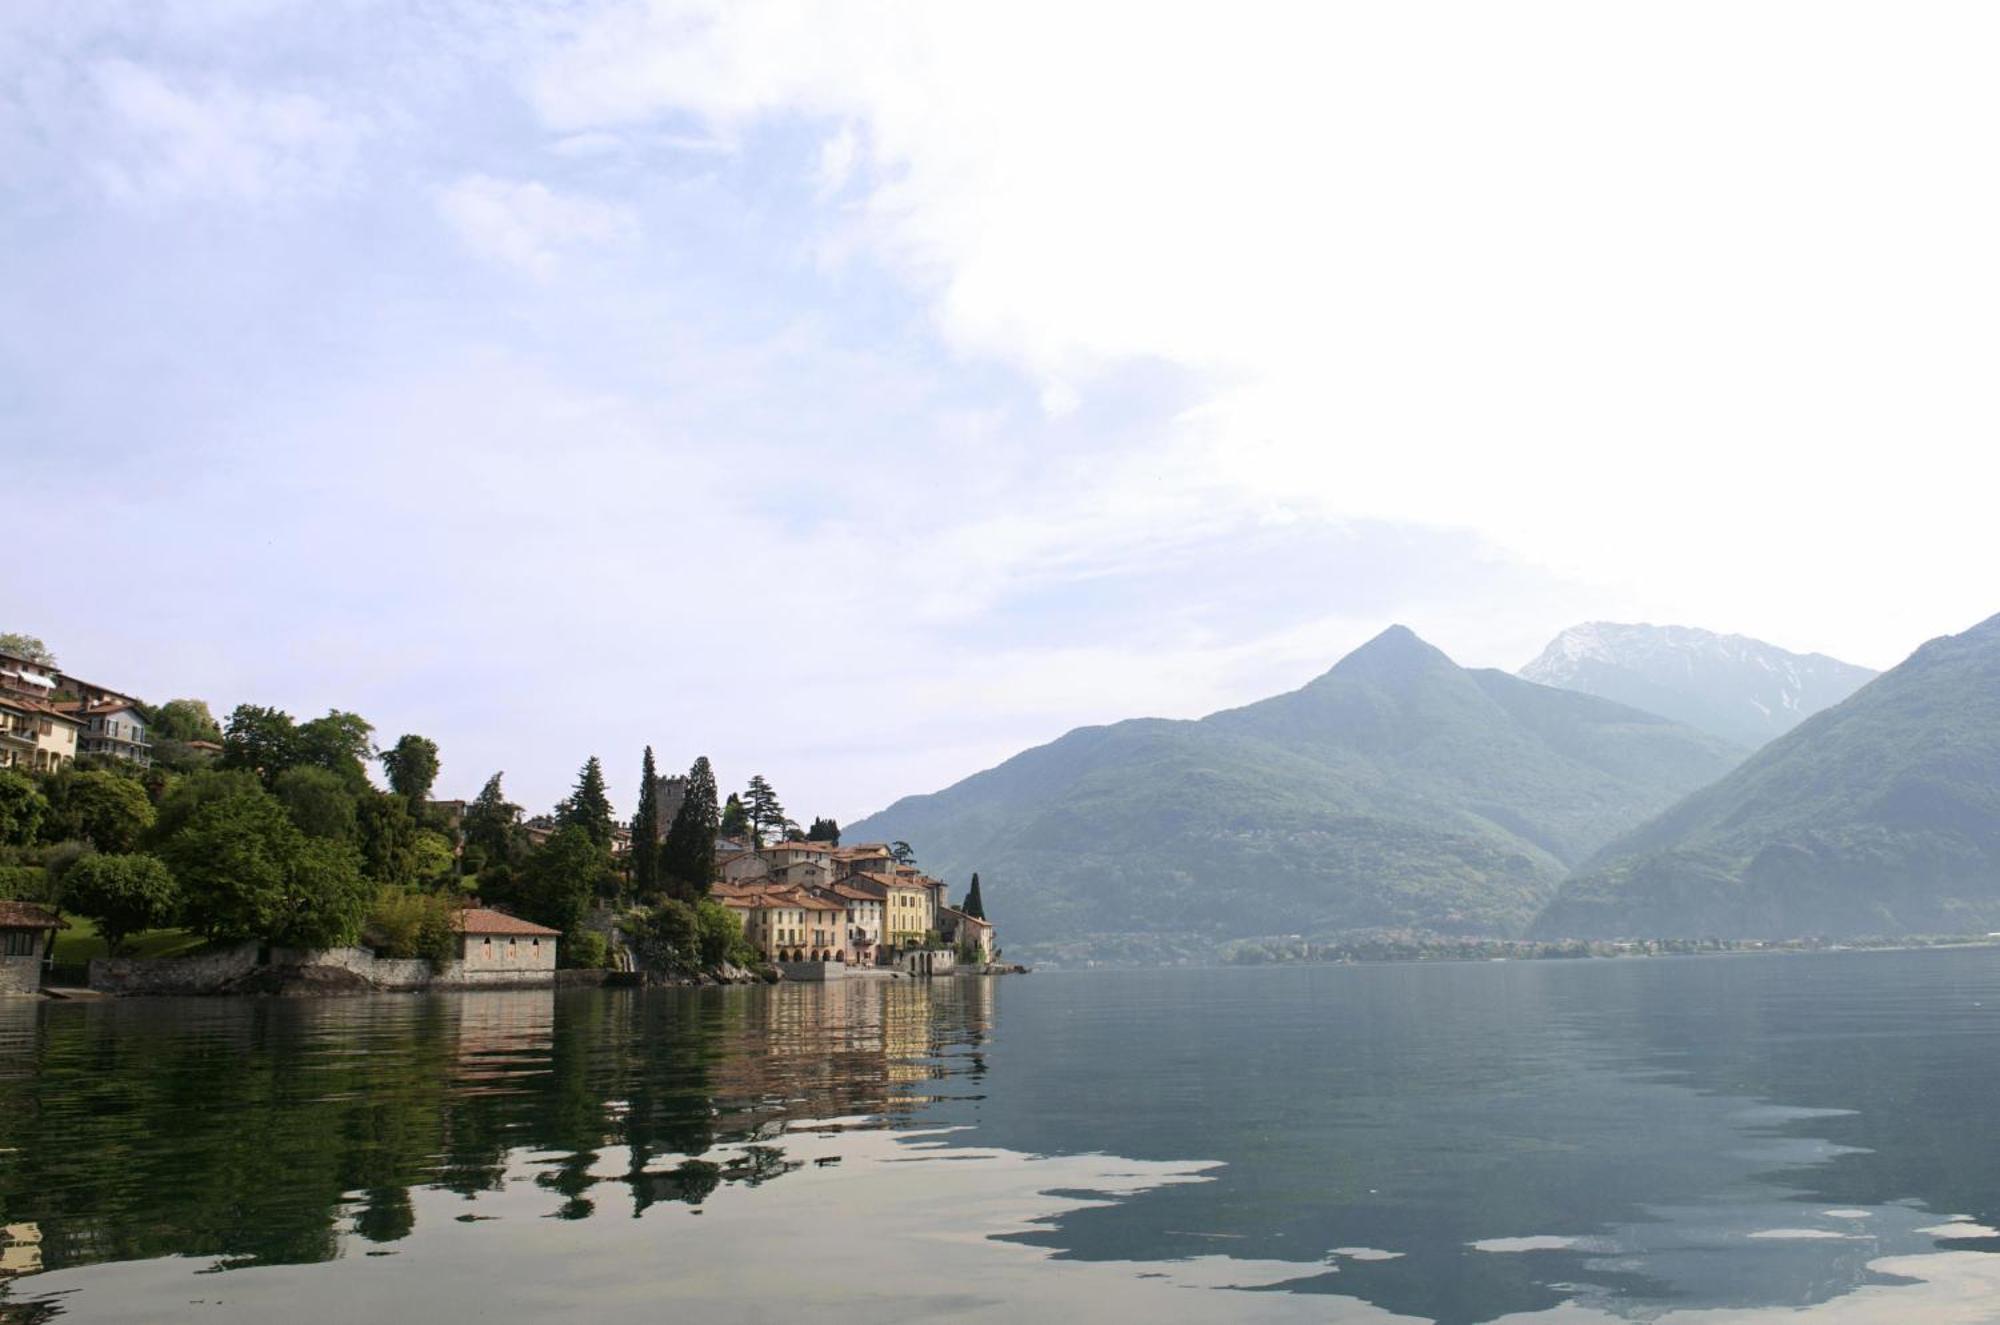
[51,916,209,966]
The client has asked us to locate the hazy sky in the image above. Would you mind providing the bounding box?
[5,2,1996,823]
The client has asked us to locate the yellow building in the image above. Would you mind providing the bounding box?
[0,696,80,774]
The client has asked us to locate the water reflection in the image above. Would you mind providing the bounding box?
[4,952,2000,1324]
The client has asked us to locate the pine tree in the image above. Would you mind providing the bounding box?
[661,756,720,898]
[890,840,916,867]
[556,756,614,849]
[631,746,661,895]
[719,792,748,841]
[742,774,786,847]
[963,872,984,920]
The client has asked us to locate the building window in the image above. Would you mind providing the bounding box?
[2,930,40,957]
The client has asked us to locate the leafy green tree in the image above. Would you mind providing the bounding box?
[220,704,300,785]
[631,746,661,896]
[0,633,55,665]
[160,789,370,947]
[555,756,614,849]
[60,853,180,955]
[660,756,719,898]
[45,768,155,852]
[742,774,785,847]
[963,872,984,920]
[273,765,360,841]
[410,829,457,885]
[806,817,841,845]
[463,772,523,870]
[148,768,264,845]
[379,734,440,807]
[0,769,49,846]
[296,710,375,788]
[364,886,457,966]
[278,837,374,949]
[889,841,916,867]
[147,698,222,743]
[516,824,604,937]
[719,792,748,841]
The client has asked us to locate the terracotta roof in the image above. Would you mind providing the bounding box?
[0,901,65,930]
[0,695,84,725]
[452,907,561,937]
[827,881,885,901]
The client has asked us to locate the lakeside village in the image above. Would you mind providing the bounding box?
[0,638,1003,998]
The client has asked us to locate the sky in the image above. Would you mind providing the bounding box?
[4,1,1997,824]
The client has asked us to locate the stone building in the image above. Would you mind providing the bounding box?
[454,907,560,975]
[0,902,62,995]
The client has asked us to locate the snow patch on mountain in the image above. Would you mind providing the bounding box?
[1520,623,1878,748]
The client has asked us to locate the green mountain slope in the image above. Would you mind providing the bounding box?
[847,626,1744,947]
[1535,612,2000,939]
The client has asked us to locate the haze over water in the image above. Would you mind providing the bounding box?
[6,951,2000,1324]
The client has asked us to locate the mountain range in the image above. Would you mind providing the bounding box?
[846,626,1742,948]
[1535,612,2000,939]
[1519,622,1876,747]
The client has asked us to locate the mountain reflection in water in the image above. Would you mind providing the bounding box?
[3,950,2000,1324]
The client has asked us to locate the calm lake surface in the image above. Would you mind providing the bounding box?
[6,950,2000,1323]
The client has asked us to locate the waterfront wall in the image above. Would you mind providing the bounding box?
[2,954,46,996]
[88,945,575,995]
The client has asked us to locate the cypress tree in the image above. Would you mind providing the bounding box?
[661,756,720,898]
[556,756,614,849]
[719,793,748,841]
[806,816,840,845]
[963,872,984,920]
[632,746,661,894]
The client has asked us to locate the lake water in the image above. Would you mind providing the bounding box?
[5,949,2000,1323]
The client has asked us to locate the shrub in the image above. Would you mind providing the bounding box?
[0,770,48,847]
[365,887,459,968]
[565,931,608,970]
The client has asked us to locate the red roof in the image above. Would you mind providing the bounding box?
[452,907,561,937]
[0,901,65,930]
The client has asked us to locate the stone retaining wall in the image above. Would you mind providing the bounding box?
[89,944,570,995]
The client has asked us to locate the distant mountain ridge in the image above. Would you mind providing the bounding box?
[1535,612,2000,939]
[1520,622,1876,747]
[847,626,1743,949]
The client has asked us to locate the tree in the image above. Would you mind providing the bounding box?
[42,768,155,852]
[159,788,369,947]
[660,756,719,898]
[631,747,662,896]
[60,853,180,955]
[273,765,360,841]
[555,756,614,849]
[148,698,222,744]
[463,773,523,870]
[0,770,49,847]
[806,817,841,845]
[379,734,440,808]
[220,705,300,785]
[963,872,985,920]
[147,768,264,846]
[742,775,785,848]
[719,792,748,841]
[0,633,55,665]
[357,792,421,888]
[296,710,375,788]
[890,841,916,867]
[516,824,604,937]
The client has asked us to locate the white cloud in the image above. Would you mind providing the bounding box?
[88,57,363,204]
[435,173,637,275]
[531,1,2000,668]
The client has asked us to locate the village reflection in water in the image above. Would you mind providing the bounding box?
[0,978,998,1285]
